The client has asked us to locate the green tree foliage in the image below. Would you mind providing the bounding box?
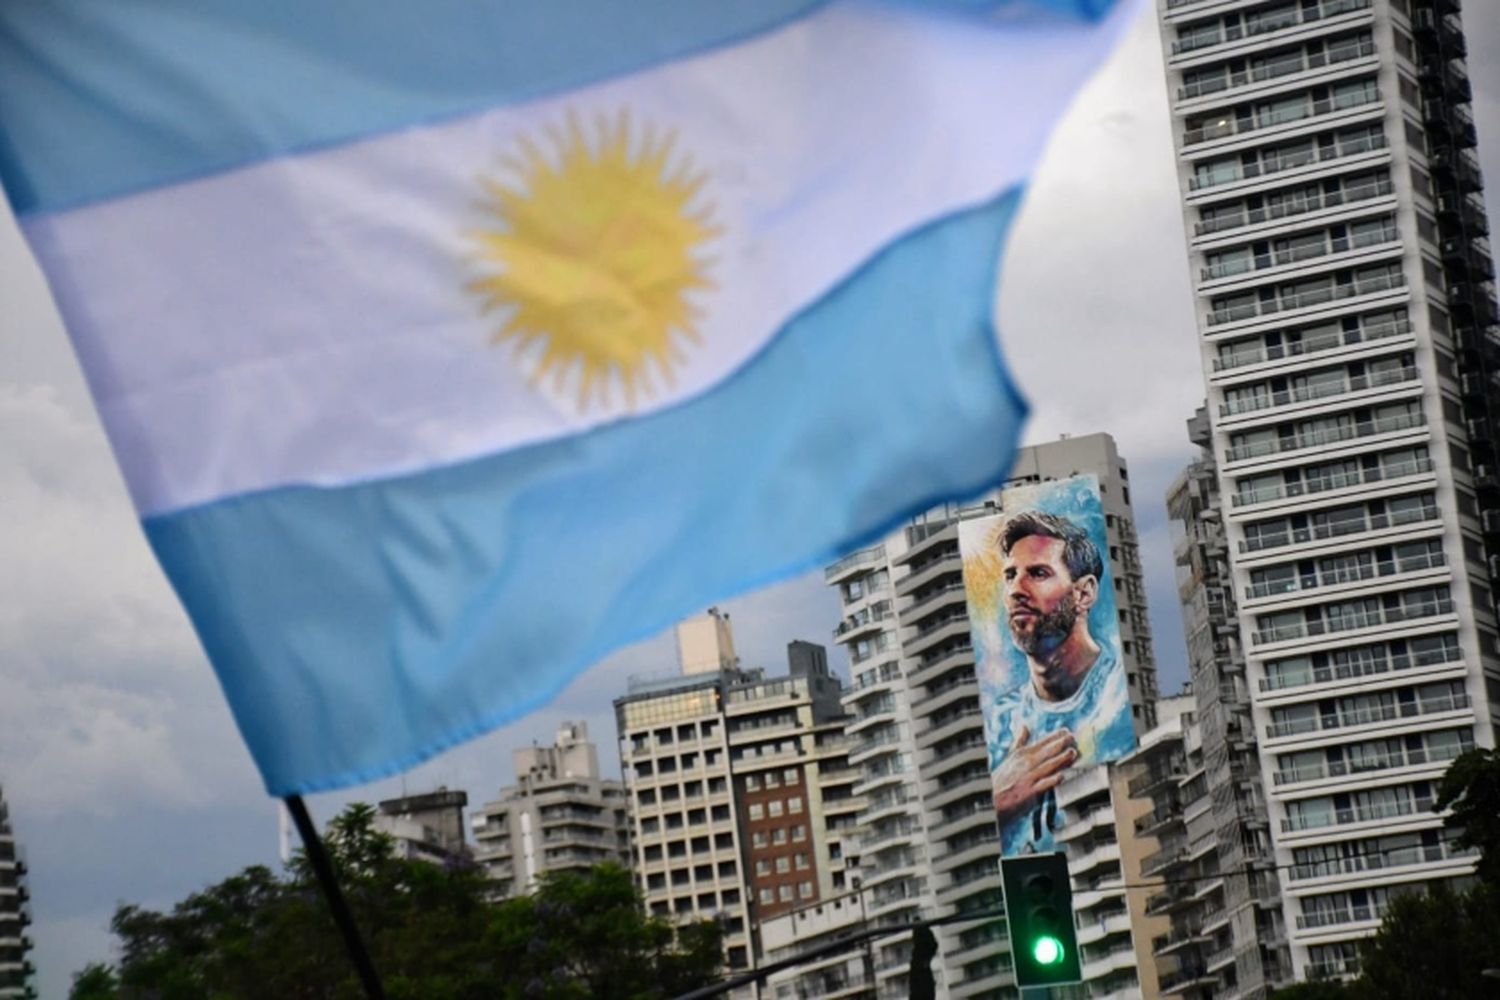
[69,804,721,1000]
[1434,747,1500,887]
[1352,883,1500,1000]
[1269,981,1357,1000]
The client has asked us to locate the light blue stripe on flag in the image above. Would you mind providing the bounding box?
[145,191,1029,796]
[0,0,822,214]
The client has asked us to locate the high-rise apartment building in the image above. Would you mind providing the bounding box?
[614,611,849,972]
[1156,0,1498,979]
[471,722,629,897]
[827,433,1159,998]
[0,787,33,1000]
[1165,405,1287,997]
[375,788,471,865]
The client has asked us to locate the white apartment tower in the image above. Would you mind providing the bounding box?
[0,787,33,1000]
[471,722,630,898]
[827,433,1159,999]
[1156,0,1498,980]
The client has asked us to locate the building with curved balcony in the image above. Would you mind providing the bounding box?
[826,433,1158,999]
[1156,0,1500,986]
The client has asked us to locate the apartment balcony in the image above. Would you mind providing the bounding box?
[1183,88,1382,152]
[1178,33,1376,106]
[1224,408,1424,464]
[1280,793,1436,835]
[1218,363,1415,421]
[1196,173,1392,240]
[1266,690,1470,741]
[900,580,966,625]
[929,800,997,844]
[1230,454,1430,509]
[1244,548,1445,602]
[907,640,974,688]
[1274,736,1471,789]
[1189,129,1387,196]
[1207,268,1405,328]
[1288,839,1474,884]
[1152,925,1209,960]
[834,606,895,644]
[915,707,985,752]
[1159,964,1218,996]
[903,612,972,661]
[1169,0,1371,60]
[1259,643,1463,695]
[1239,503,1439,556]
[1296,902,1386,931]
[1253,595,1455,649]
[826,544,886,585]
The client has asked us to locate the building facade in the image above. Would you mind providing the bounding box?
[471,722,629,897]
[614,611,849,972]
[374,788,471,866]
[827,433,1159,999]
[1165,404,1289,998]
[0,788,33,1000]
[1156,0,1499,979]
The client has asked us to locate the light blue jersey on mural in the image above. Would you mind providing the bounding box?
[987,641,1135,855]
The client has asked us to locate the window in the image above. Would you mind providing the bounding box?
[756,859,771,876]
[789,796,804,814]
[800,881,815,899]
[792,824,807,842]
[773,827,788,845]
[760,888,775,905]
[745,774,760,792]
[764,771,779,789]
[784,768,800,786]
[778,884,794,902]
[749,803,764,821]
[795,853,810,870]
[768,800,784,818]
[752,831,768,848]
[776,856,791,874]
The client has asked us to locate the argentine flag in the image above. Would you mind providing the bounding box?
[1,0,1131,795]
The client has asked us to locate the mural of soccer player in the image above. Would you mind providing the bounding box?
[981,493,1135,855]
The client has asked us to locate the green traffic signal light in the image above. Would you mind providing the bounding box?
[1032,935,1065,966]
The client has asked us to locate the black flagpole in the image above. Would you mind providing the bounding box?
[284,794,388,1000]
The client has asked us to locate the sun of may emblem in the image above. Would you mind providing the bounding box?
[468,110,720,410]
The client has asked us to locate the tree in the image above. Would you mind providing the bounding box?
[1353,882,1500,1000]
[1434,747,1500,886]
[70,804,721,1000]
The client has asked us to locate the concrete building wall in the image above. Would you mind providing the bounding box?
[0,788,33,1000]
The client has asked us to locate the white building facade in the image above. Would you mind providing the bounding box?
[1155,0,1499,979]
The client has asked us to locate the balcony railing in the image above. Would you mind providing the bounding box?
[1198,175,1392,237]
[1208,268,1405,326]
[1220,363,1414,416]
[1245,548,1444,599]
[1289,840,1471,882]
[1205,218,1397,281]
[1185,88,1380,147]
[1260,642,1460,692]
[1297,902,1386,929]
[1225,408,1422,463]
[1172,0,1370,56]
[1282,793,1436,833]
[1266,690,1468,737]
[1240,503,1437,554]
[1179,34,1376,101]
[1253,596,1453,646]
[825,543,885,582]
[1190,130,1387,192]
[1232,454,1429,507]
[1274,736,1472,785]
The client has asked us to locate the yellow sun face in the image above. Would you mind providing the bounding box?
[468,110,719,410]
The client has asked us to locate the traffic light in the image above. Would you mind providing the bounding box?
[1001,851,1081,987]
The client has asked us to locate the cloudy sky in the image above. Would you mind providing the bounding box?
[2,7,1497,997]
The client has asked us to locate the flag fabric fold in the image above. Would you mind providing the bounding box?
[1,0,1132,794]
